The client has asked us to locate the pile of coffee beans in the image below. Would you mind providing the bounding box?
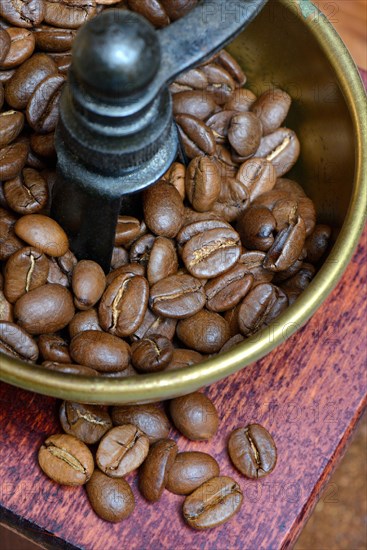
[38,392,277,527]
[1,1,331,375]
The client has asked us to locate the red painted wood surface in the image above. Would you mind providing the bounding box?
[0,72,366,550]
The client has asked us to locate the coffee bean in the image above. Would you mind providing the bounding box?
[130,307,177,341]
[1,28,35,71]
[251,88,291,135]
[14,214,69,257]
[14,283,75,334]
[0,291,13,322]
[0,207,23,261]
[97,424,149,478]
[255,127,300,177]
[274,177,306,199]
[175,114,216,158]
[143,181,184,238]
[185,156,221,212]
[216,49,246,87]
[106,263,145,286]
[238,283,284,336]
[30,132,55,157]
[183,476,243,530]
[176,218,231,247]
[160,0,197,21]
[166,451,220,495]
[297,196,316,236]
[224,88,257,112]
[271,198,298,231]
[206,110,234,144]
[212,177,250,222]
[139,439,178,502]
[110,245,129,269]
[99,273,149,337]
[114,215,141,247]
[70,330,131,373]
[170,392,219,440]
[0,0,45,28]
[173,90,216,120]
[0,29,11,64]
[281,262,315,293]
[4,246,49,303]
[42,361,99,376]
[181,226,241,279]
[172,68,207,94]
[0,69,15,86]
[4,168,48,214]
[165,348,202,371]
[0,110,24,149]
[131,334,173,373]
[44,0,97,29]
[86,470,135,522]
[129,233,154,268]
[163,161,186,199]
[201,63,235,104]
[228,424,277,478]
[305,224,331,263]
[38,433,94,486]
[34,25,76,52]
[5,53,57,109]
[111,404,170,444]
[237,206,276,251]
[149,273,205,319]
[60,401,112,444]
[127,0,170,28]
[236,157,277,201]
[228,112,262,158]
[38,333,71,363]
[0,320,38,361]
[0,139,28,180]
[219,333,244,353]
[205,264,253,312]
[26,74,65,133]
[68,308,102,338]
[263,215,306,271]
[146,236,178,286]
[72,260,106,310]
[48,51,71,73]
[177,310,230,353]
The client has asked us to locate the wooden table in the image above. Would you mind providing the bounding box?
[0,78,366,550]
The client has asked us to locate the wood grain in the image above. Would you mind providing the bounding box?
[0,231,366,548]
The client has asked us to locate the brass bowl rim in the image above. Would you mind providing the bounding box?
[1,0,366,404]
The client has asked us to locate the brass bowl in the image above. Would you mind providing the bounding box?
[1,0,366,404]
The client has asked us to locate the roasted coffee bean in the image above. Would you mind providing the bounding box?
[238,283,284,336]
[26,74,65,133]
[251,188,290,211]
[127,0,170,28]
[139,438,178,502]
[0,139,29,180]
[274,177,306,199]
[173,90,216,120]
[38,433,94,486]
[251,88,291,135]
[160,0,197,21]
[228,112,262,158]
[4,168,48,214]
[271,198,298,231]
[0,28,35,69]
[146,236,178,285]
[131,334,173,373]
[205,264,253,312]
[130,307,177,341]
[202,63,235,104]
[5,53,57,109]
[281,262,315,293]
[181,226,241,279]
[4,246,49,303]
[219,333,244,353]
[166,451,220,496]
[106,263,145,286]
[0,0,45,28]
[170,392,219,440]
[206,110,234,143]
[0,207,23,260]
[99,273,149,338]
[143,181,184,238]
[255,127,300,177]
[38,333,71,363]
[163,161,186,199]
[183,476,243,530]
[0,70,15,86]
[114,215,141,247]
[185,156,221,212]
[102,363,138,379]
[165,348,202,371]
[0,291,13,322]
[228,424,277,478]
[42,361,99,376]
[70,330,130,373]
[224,88,257,112]
[44,0,97,29]
[110,245,129,269]
[177,218,231,247]
[216,49,246,87]
[263,216,306,271]
[97,424,149,478]
[68,308,102,338]
[177,310,230,353]
[0,110,24,149]
[34,25,76,52]
[0,321,38,361]
[111,404,170,444]
[237,206,276,251]
[212,178,249,222]
[129,233,154,267]
[60,401,112,444]
[297,196,316,236]
[175,114,216,158]
[15,283,75,334]
[150,273,205,319]
[48,51,71,73]
[47,258,70,286]
[72,260,106,310]
[0,29,11,64]
[172,68,208,94]
[30,132,55,157]
[305,224,331,263]
[236,157,277,201]
[86,470,135,522]
[14,214,69,257]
